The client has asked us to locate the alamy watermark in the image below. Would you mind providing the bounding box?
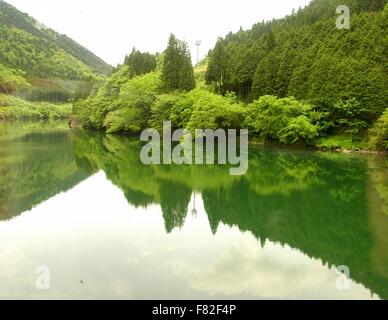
[140,121,248,176]
[336,265,351,290]
[336,5,350,29]
[35,265,50,290]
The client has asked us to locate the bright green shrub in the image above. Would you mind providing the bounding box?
[149,93,194,130]
[244,95,318,145]
[186,89,245,131]
[74,68,160,132]
[278,115,318,145]
[104,107,145,134]
[87,66,134,128]
[103,72,161,133]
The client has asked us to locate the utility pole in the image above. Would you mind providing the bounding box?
[195,40,201,64]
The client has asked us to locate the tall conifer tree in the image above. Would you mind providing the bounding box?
[161,34,195,92]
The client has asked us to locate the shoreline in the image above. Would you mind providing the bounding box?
[3,118,387,155]
[248,138,387,155]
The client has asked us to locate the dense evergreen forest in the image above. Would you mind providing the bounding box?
[74,0,387,150]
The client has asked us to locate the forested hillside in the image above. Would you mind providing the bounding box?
[0,23,94,81]
[0,0,112,118]
[0,0,112,76]
[206,0,387,121]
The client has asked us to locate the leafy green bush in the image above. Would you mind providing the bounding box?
[244,96,319,145]
[72,66,132,129]
[186,89,245,131]
[319,98,369,135]
[369,109,388,151]
[103,72,161,133]
[149,93,194,130]
[278,115,319,145]
[103,107,146,134]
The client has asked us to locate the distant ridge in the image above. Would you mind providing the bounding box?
[0,0,112,77]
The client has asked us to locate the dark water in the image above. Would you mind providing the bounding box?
[0,121,387,299]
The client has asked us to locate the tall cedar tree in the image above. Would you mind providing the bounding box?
[161,34,195,92]
[205,38,228,94]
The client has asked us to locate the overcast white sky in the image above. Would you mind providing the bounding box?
[6,0,312,66]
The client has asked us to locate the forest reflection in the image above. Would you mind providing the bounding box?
[71,130,388,299]
[0,122,90,220]
[0,125,387,299]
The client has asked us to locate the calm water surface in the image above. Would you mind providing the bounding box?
[0,121,387,300]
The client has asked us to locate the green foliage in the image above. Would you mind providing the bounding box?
[186,89,245,131]
[278,115,319,145]
[244,96,319,145]
[149,89,246,132]
[161,34,196,92]
[74,47,159,129]
[193,59,208,89]
[251,52,279,100]
[124,48,156,78]
[304,56,387,122]
[73,66,133,128]
[369,109,388,150]
[322,98,369,135]
[0,94,71,120]
[149,93,194,130]
[205,38,228,93]
[19,78,96,103]
[100,72,161,133]
[0,63,29,93]
[74,37,195,134]
[317,134,368,150]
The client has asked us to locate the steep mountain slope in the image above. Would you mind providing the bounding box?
[0,0,112,79]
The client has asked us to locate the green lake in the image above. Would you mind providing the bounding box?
[0,121,387,299]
